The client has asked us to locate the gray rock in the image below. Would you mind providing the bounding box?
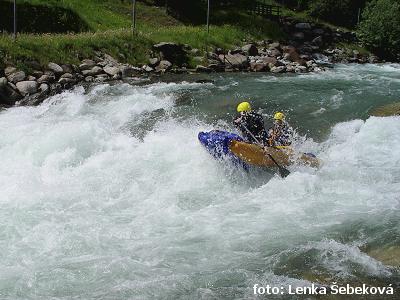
[94,75,109,83]
[270,66,286,73]
[103,66,120,76]
[269,42,281,50]
[37,75,50,84]
[58,77,76,85]
[242,44,258,56]
[142,65,154,73]
[190,48,200,56]
[103,54,119,66]
[286,65,295,73]
[97,61,108,68]
[269,48,281,57]
[295,23,312,30]
[295,66,307,73]
[82,66,103,76]
[312,36,323,46]
[47,62,63,74]
[4,67,17,77]
[207,64,224,72]
[313,28,325,35]
[292,32,305,40]
[156,60,172,72]
[28,75,36,81]
[224,53,249,69]
[32,71,44,78]
[0,83,22,105]
[250,62,267,72]
[120,66,141,78]
[60,73,74,79]
[112,74,122,80]
[0,77,7,88]
[61,64,73,74]
[79,59,96,70]
[262,57,278,68]
[7,71,26,84]
[16,81,38,96]
[149,57,160,67]
[7,82,17,90]
[85,76,95,83]
[39,83,49,93]
[196,65,212,73]
[153,42,186,64]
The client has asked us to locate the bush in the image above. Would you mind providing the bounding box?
[308,0,366,28]
[357,0,400,60]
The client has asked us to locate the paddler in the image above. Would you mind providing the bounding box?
[233,102,269,146]
[267,112,293,147]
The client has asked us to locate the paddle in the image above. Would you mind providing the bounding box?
[240,125,290,178]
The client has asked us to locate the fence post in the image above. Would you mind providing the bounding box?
[207,0,210,33]
[132,0,137,33]
[13,0,17,40]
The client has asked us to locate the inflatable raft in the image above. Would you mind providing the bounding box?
[198,130,320,169]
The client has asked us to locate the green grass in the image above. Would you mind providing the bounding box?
[0,30,151,71]
[7,0,180,31]
[0,0,287,70]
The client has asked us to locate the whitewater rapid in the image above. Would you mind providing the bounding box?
[0,65,399,299]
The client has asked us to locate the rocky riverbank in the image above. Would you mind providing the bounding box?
[0,21,380,108]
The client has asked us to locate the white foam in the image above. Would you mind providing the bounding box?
[0,77,399,298]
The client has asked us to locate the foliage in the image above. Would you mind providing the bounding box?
[357,0,400,60]
[308,0,366,28]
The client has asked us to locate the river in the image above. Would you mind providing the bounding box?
[0,64,399,299]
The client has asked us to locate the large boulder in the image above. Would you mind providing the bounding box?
[7,71,26,84]
[103,66,121,76]
[79,59,96,71]
[47,62,64,75]
[16,81,38,96]
[82,66,103,76]
[269,48,282,57]
[250,62,268,72]
[242,44,258,56]
[153,42,187,65]
[0,82,22,105]
[282,46,306,65]
[223,53,249,69]
[0,77,7,89]
[120,65,141,78]
[271,66,286,73]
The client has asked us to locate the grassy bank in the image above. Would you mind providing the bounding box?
[0,0,285,71]
[0,23,281,71]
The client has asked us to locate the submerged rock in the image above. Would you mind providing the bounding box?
[369,102,400,117]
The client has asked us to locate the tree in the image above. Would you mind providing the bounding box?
[357,0,400,60]
[308,0,367,28]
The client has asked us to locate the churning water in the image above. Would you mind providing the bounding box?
[0,64,399,299]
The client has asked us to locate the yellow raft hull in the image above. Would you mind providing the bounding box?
[229,140,321,168]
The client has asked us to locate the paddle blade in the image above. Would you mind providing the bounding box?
[278,167,290,178]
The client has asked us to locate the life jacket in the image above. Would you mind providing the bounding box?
[233,111,268,145]
[268,121,293,147]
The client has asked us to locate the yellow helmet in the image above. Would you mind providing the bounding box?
[237,102,251,112]
[274,112,285,121]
